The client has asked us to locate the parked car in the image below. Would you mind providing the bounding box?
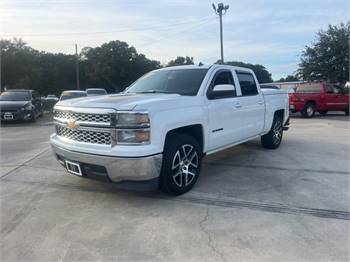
[289,81,349,117]
[0,89,43,121]
[59,90,87,101]
[50,64,290,195]
[86,88,107,96]
[46,94,59,101]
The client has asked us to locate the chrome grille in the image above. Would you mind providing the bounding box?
[54,110,111,123]
[56,126,111,145]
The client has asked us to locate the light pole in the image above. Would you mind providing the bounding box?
[75,44,80,90]
[212,3,229,64]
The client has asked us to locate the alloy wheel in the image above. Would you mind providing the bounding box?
[171,144,199,187]
[272,120,282,145]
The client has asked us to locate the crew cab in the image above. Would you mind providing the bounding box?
[50,65,289,195]
[289,81,349,118]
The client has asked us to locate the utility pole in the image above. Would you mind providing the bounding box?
[75,44,80,90]
[0,47,2,92]
[212,3,229,64]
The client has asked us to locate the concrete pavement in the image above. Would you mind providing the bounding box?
[1,113,349,261]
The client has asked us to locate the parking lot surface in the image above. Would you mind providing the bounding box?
[1,113,349,262]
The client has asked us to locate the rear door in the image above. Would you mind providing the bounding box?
[235,71,265,138]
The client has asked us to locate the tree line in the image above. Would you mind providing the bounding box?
[1,22,348,95]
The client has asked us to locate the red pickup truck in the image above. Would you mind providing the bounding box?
[289,82,349,118]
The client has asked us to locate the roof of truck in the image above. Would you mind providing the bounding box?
[159,64,254,72]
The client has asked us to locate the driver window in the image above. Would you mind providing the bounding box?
[326,83,334,94]
[213,71,235,86]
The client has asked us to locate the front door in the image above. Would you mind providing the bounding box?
[207,70,245,151]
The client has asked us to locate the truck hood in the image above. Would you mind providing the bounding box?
[55,93,182,111]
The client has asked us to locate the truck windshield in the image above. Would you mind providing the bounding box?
[0,92,31,101]
[125,69,208,96]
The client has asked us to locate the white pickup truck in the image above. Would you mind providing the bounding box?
[51,64,289,195]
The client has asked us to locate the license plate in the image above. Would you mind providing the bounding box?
[289,105,295,110]
[65,160,82,176]
[4,112,13,120]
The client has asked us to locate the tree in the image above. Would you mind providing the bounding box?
[224,61,273,83]
[298,22,349,83]
[276,75,299,82]
[166,56,194,67]
[81,40,160,92]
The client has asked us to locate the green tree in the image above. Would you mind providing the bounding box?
[224,61,273,83]
[166,56,194,67]
[298,22,349,83]
[81,40,160,92]
[276,75,299,82]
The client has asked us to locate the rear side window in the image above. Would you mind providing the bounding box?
[236,72,258,96]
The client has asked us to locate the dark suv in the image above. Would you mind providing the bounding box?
[0,89,43,121]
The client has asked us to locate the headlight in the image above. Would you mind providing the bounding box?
[115,112,150,144]
[117,130,150,144]
[23,104,31,110]
[117,112,149,127]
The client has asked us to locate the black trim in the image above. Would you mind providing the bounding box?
[206,69,236,100]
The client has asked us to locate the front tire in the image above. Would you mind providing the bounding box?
[301,102,315,118]
[261,115,283,149]
[159,134,202,195]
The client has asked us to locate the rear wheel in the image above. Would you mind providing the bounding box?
[345,106,349,116]
[319,110,328,115]
[159,134,202,195]
[261,115,283,149]
[301,102,315,118]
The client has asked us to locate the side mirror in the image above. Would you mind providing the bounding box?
[212,84,235,92]
[208,84,236,99]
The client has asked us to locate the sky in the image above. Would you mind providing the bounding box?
[1,0,349,80]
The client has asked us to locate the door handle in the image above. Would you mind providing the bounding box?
[258,100,264,105]
[234,102,242,108]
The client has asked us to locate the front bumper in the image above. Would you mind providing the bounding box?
[0,110,32,120]
[51,143,163,184]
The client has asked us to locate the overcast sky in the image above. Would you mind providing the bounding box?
[1,0,348,80]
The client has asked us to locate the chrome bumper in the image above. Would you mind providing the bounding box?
[51,143,162,183]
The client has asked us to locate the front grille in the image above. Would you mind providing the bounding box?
[54,110,111,123]
[56,126,111,145]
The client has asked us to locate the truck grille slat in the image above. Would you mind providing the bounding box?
[54,108,114,145]
[54,110,111,123]
[56,126,111,145]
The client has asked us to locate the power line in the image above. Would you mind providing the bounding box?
[2,17,212,37]
[139,19,215,48]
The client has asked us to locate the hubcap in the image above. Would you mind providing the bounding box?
[172,144,198,187]
[272,120,282,145]
[307,106,314,116]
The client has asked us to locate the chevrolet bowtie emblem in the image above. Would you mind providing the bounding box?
[67,119,79,129]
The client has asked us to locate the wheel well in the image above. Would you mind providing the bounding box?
[306,100,316,106]
[165,124,204,152]
[274,109,284,122]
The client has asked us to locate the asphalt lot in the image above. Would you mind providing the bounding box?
[1,113,349,262]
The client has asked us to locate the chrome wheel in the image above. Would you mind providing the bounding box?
[306,105,314,117]
[171,144,199,187]
[272,120,282,145]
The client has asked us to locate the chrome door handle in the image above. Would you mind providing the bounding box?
[258,100,264,105]
[234,102,242,108]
